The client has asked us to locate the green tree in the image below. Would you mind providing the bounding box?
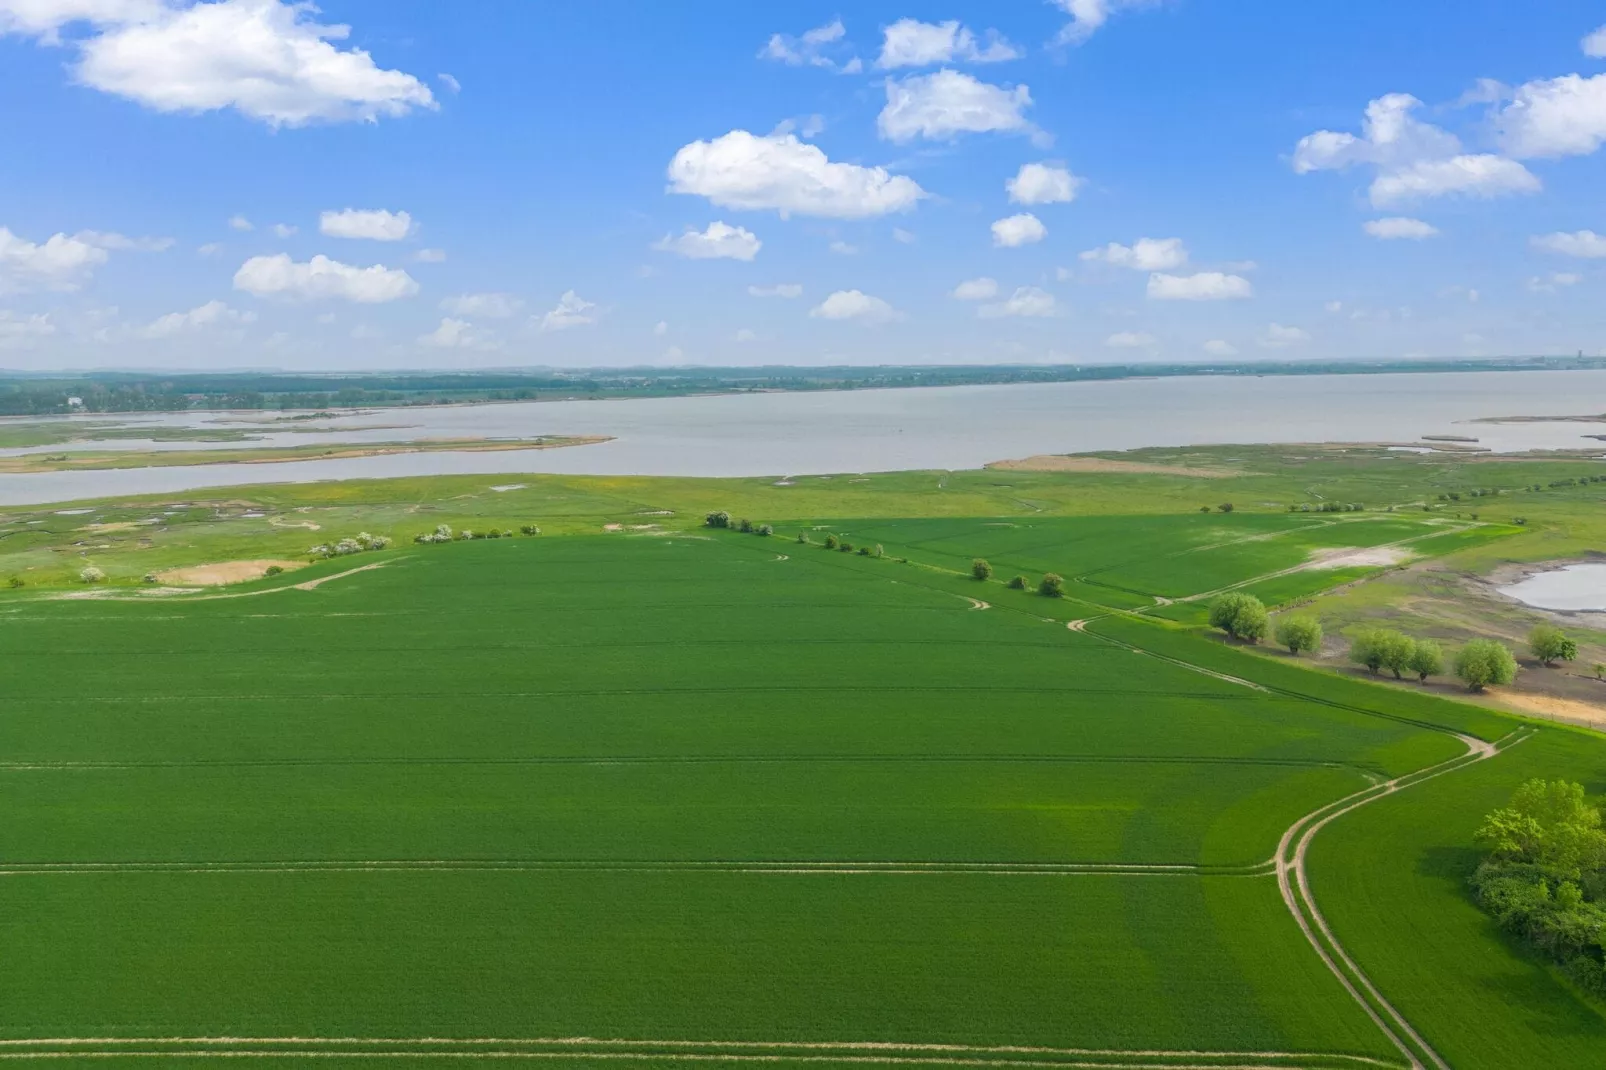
[1456,638,1519,692]
[1208,592,1268,643]
[1376,631,1417,680]
[1038,573,1065,598]
[1218,502,1234,513]
[1530,624,1579,667]
[1273,615,1323,656]
[971,558,993,581]
[704,511,730,529]
[1350,628,1403,675]
[1007,575,1028,590]
[1476,779,1606,875]
[796,532,811,545]
[823,534,839,550]
[1408,639,1445,682]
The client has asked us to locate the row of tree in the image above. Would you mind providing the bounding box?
[972,559,1064,597]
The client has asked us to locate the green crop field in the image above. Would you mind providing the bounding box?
[6,447,1606,1067]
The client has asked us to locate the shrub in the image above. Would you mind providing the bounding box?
[756,524,774,537]
[1038,573,1065,598]
[857,545,872,556]
[1348,628,1415,678]
[519,525,541,536]
[1456,638,1519,691]
[264,565,284,577]
[80,566,106,584]
[416,524,453,544]
[1218,503,1234,513]
[1530,624,1579,667]
[971,558,993,581]
[1273,615,1323,656]
[1408,639,1445,682]
[6,576,23,589]
[738,518,754,534]
[1007,575,1028,590]
[838,541,854,553]
[796,532,810,545]
[1199,506,1211,513]
[142,573,159,584]
[1208,592,1268,643]
[704,511,731,529]
[823,534,839,550]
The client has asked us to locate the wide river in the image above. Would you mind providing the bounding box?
[3,369,1604,506]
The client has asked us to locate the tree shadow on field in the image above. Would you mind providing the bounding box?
[1415,844,1480,884]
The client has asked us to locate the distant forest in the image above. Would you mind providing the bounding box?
[2,355,1601,416]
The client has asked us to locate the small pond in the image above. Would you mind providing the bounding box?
[1500,564,1606,612]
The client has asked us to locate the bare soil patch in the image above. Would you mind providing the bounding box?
[1303,545,1417,570]
[1497,690,1606,727]
[987,454,1239,478]
[155,560,307,586]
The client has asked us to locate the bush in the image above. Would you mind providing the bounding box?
[1456,638,1519,691]
[1531,624,1579,667]
[416,524,453,544]
[1199,506,1211,513]
[142,573,159,584]
[1273,615,1323,656]
[1208,592,1268,643]
[1408,639,1445,682]
[823,534,839,550]
[80,566,106,584]
[264,565,284,577]
[971,558,993,581]
[704,511,731,529]
[838,541,854,553]
[1218,503,1234,513]
[738,518,754,534]
[755,523,774,537]
[857,545,872,556]
[1007,575,1028,590]
[796,532,810,545]
[1038,573,1065,598]
[519,525,541,536]
[7,576,24,589]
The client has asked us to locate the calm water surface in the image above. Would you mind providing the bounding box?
[2,369,1603,506]
[1501,565,1606,613]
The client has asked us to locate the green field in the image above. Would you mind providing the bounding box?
[7,446,1606,1067]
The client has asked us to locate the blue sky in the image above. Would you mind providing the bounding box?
[1,0,1604,370]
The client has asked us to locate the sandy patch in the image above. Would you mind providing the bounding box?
[155,559,307,586]
[987,455,1238,478]
[76,521,140,534]
[489,483,526,492]
[603,523,623,532]
[1303,545,1416,570]
[269,516,320,531]
[1496,690,1606,727]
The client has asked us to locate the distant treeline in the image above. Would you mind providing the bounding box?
[3,355,1602,415]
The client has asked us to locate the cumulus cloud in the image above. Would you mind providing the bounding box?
[978,286,1057,318]
[1147,272,1253,301]
[271,222,296,238]
[1527,272,1582,292]
[539,290,597,331]
[1363,217,1440,240]
[1586,25,1606,58]
[991,213,1046,247]
[828,239,858,255]
[1259,323,1310,348]
[877,69,1036,143]
[0,226,109,291]
[1293,93,1539,207]
[1202,339,1238,356]
[1531,230,1606,257]
[74,229,173,251]
[1005,162,1081,205]
[413,248,446,263]
[653,321,668,336]
[1051,0,1154,45]
[1494,74,1606,159]
[232,253,419,302]
[440,292,524,318]
[951,277,998,300]
[437,72,460,93]
[892,227,916,244]
[809,289,900,323]
[748,283,802,298]
[654,221,761,261]
[320,208,414,241]
[758,18,859,73]
[668,130,925,219]
[0,310,56,346]
[1105,330,1155,348]
[1080,237,1187,271]
[228,214,253,231]
[877,19,1019,69]
[419,317,499,350]
[12,0,437,126]
[136,298,254,338]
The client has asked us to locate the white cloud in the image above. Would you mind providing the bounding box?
[0,310,56,346]
[228,214,254,231]
[663,345,684,361]
[232,253,418,302]
[319,208,414,241]
[540,290,596,331]
[1294,93,1539,207]
[1202,339,1237,356]
[979,286,1057,318]
[877,19,1019,69]
[197,242,221,256]
[0,226,109,291]
[877,69,1036,143]
[413,248,446,263]
[272,222,296,238]
[1586,25,1606,58]
[668,130,925,219]
[1105,330,1155,348]
[1147,272,1253,301]
[828,239,858,256]
[809,289,900,323]
[1052,0,1153,45]
[1532,230,1606,257]
[136,298,254,338]
[1259,323,1310,348]
[653,220,761,261]
[748,283,802,298]
[1527,272,1582,292]
[437,72,460,93]
[991,213,1046,247]
[440,292,524,318]
[1006,162,1081,205]
[419,317,498,350]
[1324,300,1344,313]
[951,277,998,300]
[892,227,916,244]
[73,229,173,251]
[1080,237,1187,271]
[1363,217,1440,240]
[758,18,857,72]
[1494,74,1606,159]
[653,321,669,336]
[34,0,437,126]
[734,328,757,343]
